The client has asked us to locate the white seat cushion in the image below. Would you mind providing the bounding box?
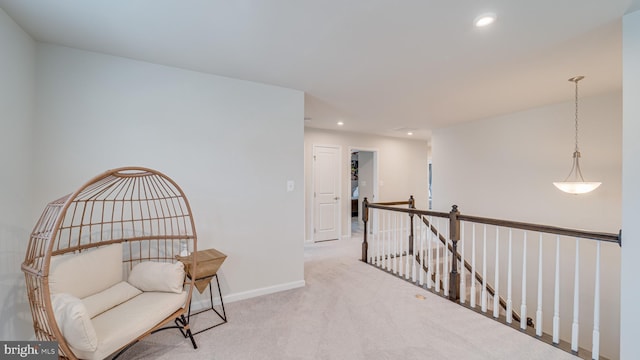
[71,291,188,360]
[50,243,123,298]
[82,281,142,318]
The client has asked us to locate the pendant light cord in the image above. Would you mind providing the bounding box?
[574,78,579,153]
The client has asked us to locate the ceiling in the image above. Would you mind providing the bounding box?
[2,0,639,140]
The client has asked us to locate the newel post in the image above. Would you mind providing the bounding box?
[408,195,415,255]
[361,197,369,262]
[449,204,461,301]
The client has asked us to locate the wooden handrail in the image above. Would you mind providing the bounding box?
[458,214,620,244]
[367,201,620,245]
[366,203,450,219]
[372,201,412,206]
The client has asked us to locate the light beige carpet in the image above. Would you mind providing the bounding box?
[122,234,577,360]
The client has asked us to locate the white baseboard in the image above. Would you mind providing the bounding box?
[342,234,351,239]
[304,239,314,244]
[190,280,306,312]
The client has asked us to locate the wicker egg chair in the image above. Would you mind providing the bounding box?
[22,167,198,359]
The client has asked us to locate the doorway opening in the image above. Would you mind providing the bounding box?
[349,148,378,238]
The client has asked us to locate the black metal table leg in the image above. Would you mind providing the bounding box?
[187,273,228,335]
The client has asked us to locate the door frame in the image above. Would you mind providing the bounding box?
[348,146,379,239]
[311,144,342,242]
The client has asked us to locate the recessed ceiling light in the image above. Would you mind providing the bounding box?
[407,132,413,136]
[474,13,497,27]
[337,121,344,126]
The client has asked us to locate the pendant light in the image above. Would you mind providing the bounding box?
[553,76,601,194]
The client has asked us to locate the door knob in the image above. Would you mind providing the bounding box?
[334,197,340,200]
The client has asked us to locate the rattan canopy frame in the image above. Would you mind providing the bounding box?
[22,167,198,359]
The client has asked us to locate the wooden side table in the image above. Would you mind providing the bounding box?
[177,248,228,335]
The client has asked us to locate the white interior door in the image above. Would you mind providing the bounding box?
[313,145,340,241]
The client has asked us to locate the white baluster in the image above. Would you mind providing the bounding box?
[376,211,382,267]
[385,211,389,268]
[402,216,416,280]
[392,213,402,275]
[398,214,409,276]
[493,227,500,318]
[368,209,373,263]
[536,233,543,337]
[389,212,398,273]
[435,218,441,293]
[592,241,601,360]
[420,219,425,286]
[369,209,373,262]
[482,224,487,313]
[401,216,404,271]
[372,210,376,265]
[571,238,580,352]
[412,216,417,282]
[471,223,476,308]
[520,231,528,330]
[409,217,418,283]
[370,209,375,263]
[506,228,513,323]
[553,235,560,344]
[378,211,382,267]
[393,214,404,276]
[460,222,466,304]
[387,212,392,271]
[444,223,450,296]
[399,215,403,276]
[400,214,404,274]
[427,217,433,289]
[378,211,387,268]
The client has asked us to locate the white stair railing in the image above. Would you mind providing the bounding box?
[361,197,620,360]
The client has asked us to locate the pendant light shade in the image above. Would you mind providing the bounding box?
[553,181,601,194]
[553,76,601,194]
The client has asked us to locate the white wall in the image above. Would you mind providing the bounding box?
[433,91,621,231]
[357,151,374,221]
[304,128,429,240]
[33,44,305,312]
[432,91,622,358]
[620,9,640,360]
[0,8,35,341]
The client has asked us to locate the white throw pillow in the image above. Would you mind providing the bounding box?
[82,281,142,318]
[128,261,185,293]
[51,293,98,353]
